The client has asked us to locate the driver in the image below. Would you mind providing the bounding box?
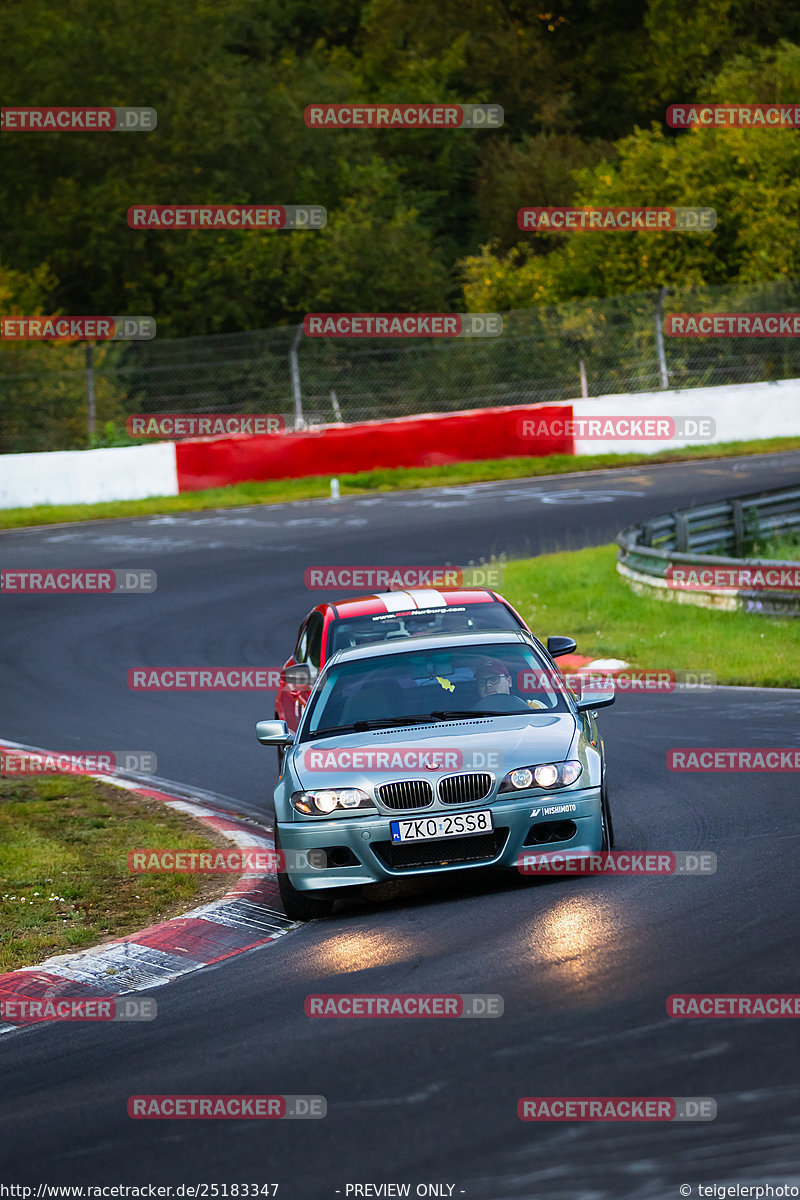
[474,657,513,700]
[473,656,548,710]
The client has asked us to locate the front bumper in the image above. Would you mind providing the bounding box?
[277,787,603,892]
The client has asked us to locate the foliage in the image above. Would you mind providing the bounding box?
[463,43,800,308]
[2,2,800,334]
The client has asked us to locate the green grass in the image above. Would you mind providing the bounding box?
[501,544,800,689]
[748,531,800,561]
[0,775,235,972]
[2,435,799,530]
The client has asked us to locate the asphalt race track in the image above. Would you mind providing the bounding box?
[1,451,800,1197]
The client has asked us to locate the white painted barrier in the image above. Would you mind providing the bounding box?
[572,378,800,455]
[0,443,179,509]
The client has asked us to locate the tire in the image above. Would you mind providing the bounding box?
[600,777,615,851]
[274,828,334,920]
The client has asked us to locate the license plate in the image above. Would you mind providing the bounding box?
[390,810,494,843]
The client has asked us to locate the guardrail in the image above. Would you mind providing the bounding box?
[616,485,800,616]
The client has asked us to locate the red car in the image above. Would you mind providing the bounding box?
[275,588,550,738]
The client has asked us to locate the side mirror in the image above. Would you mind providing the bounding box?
[255,719,295,746]
[575,691,615,712]
[283,664,316,689]
[547,636,577,658]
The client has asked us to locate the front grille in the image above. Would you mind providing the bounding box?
[377,780,433,810]
[372,828,508,870]
[438,772,493,805]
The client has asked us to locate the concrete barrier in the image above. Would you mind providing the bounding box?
[172,403,571,492]
[571,379,800,455]
[1,377,797,509]
[0,443,178,509]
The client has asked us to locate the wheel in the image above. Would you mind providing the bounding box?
[600,777,615,850]
[274,828,334,920]
[277,871,333,920]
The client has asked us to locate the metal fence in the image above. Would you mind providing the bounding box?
[3,279,800,453]
[617,486,800,616]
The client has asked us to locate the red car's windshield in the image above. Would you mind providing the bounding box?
[328,602,524,655]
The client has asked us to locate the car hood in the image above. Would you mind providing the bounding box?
[291,713,579,789]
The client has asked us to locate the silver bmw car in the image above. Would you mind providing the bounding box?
[256,630,615,919]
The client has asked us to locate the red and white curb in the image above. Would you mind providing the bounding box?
[0,738,297,1036]
[558,655,630,674]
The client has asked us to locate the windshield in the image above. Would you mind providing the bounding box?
[328,602,523,655]
[302,642,572,740]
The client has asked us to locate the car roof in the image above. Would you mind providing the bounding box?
[325,629,536,667]
[329,588,500,618]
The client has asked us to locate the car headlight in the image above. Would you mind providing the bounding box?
[291,788,374,816]
[498,760,582,793]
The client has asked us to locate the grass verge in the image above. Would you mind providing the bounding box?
[501,544,800,689]
[748,531,800,561]
[1,436,799,530]
[0,775,236,973]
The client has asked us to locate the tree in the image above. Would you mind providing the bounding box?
[461,42,800,308]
